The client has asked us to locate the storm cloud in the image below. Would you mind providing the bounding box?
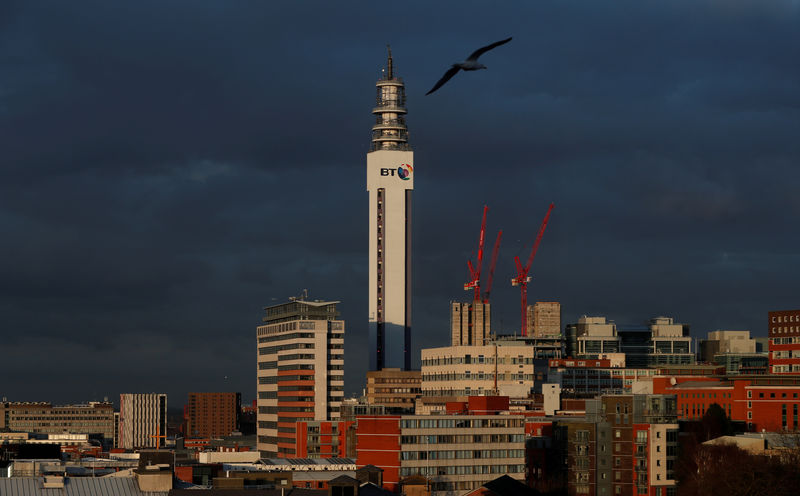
[1,0,799,404]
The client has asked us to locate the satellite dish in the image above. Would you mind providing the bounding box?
[670,377,677,386]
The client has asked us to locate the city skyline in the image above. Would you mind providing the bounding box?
[2,1,799,404]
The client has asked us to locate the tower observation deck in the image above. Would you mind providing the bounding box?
[367,47,413,371]
[371,47,411,152]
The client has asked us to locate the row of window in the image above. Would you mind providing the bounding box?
[771,326,800,334]
[747,390,800,399]
[258,332,315,343]
[400,449,524,460]
[561,369,658,377]
[400,418,523,429]
[772,314,800,324]
[421,356,534,366]
[9,416,112,421]
[399,433,525,444]
[422,373,533,382]
[259,342,315,355]
[399,464,524,477]
[772,364,800,373]
[257,374,314,384]
[370,387,420,394]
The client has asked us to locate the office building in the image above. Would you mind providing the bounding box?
[256,297,345,457]
[365,368,421,413]
[698,330,767,374]
[653,374,800,432]
[367,48,413,371]
[419,341,535,413]
[547,359,658,398]
[185,392,241,438]
[567,316,693,366]
[119,393,167,449]
[0,401,115,448]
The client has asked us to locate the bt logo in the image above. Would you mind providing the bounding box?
[380,164,413,180]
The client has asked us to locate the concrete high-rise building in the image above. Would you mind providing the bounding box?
[185,392,241,438]
[256,297,345,458]
[531,301,561,337]
[118,393,167,449]
[450,301,490,346]
[367,48,413,371]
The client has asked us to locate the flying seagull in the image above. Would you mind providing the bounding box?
[426,37,512,95]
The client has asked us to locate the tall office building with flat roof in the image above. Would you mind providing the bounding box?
[367,47,413,371]
[256,296,345,458]
[119,393,167,449]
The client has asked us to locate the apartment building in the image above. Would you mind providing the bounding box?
[185,392,241,438]
[256,297,345,457]
[560,395,679,496]
[293,420,355,458]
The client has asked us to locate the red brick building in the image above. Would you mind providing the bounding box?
[653,375,800,432]
[185,392,241,438]
[294,420,355,458]
[355,415,402,492]
[769,309,800,374]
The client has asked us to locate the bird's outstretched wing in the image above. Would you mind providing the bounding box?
[426,65,461,95]
[466,37,512,62]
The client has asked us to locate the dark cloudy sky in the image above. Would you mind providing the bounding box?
[2,1,799,406]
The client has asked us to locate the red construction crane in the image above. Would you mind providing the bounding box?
[482,230,503,304]
[511,203,554,336]
[464,205,489,301]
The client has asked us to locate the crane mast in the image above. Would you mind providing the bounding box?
[464,205,489,301]
[483,230,503,304]
[511,203,554,336]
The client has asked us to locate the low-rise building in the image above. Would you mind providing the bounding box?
[0,401,115,448]
[356,397,526,495]
[653,374,800,432]
[420,342,535,413]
